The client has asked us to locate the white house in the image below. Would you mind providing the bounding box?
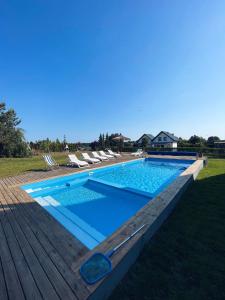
[151,131,179,148]
[136,134,154,145]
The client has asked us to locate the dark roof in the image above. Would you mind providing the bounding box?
[145,134,154,139]
[136,134,154,143]
[152,131,179,142]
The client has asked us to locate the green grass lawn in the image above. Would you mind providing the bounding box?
[0,153,69,178]
[110,159,225,300]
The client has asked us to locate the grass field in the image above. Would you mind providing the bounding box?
[110,159,225,300]
[0,153,69,178]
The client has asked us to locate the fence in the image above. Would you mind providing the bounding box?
[119,146,225,158]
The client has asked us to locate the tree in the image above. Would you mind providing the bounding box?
[55,138,62,152]
[141,137,149,150]
[105,133,110,148]
[0,102,30,157]
[39,138,51,152]
[207,136,220,146]
[189,135,206,145]
[98,134,102,148]
[102,134,105,148]
[177,138,190,147]
[98,133,105,149]
[90,140,98,150]
[63,134,67,145]
[109,133,120,148]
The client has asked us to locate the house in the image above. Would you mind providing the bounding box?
[151,131,179,148]
[136,134,154,145]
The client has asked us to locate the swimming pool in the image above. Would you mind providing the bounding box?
[21,158,194,249]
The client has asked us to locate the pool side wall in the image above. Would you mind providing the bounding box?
[88,159,204,300]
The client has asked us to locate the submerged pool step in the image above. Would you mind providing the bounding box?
[88,178,154,198]
[34,196,106,250]
[27,178,89,197]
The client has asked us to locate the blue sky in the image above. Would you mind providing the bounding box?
[1,0,225,142]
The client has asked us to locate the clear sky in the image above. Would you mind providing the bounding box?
[1,0,225,142]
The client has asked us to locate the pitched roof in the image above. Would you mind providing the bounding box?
[152,131,179,142]
[136,133,154,143]
[145,134,154,139]
[163,131,179,141]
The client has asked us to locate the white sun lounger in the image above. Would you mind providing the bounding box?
[107,149,121,157]
[82,153,101,164]
[99,150,115,159]
[43,154,59,169]
[68,154,89,168]
[131,149,143,157]
[92,151,108,161]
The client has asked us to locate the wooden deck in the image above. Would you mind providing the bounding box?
[0,155,137,300]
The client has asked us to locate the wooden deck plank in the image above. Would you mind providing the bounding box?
[0,220,25,300]
[0,189,61,300]
[7,187,90,300]
[4,181,90,300]
[6,189,87,299]
[0,198,42,299]
[13,189,90,299]
[0,252,9,300]
[0,186,80,300]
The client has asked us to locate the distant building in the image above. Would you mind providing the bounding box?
[136,131,179,148]
[136,134,154,145]
[214,140,225,148]
[151,131,178,148]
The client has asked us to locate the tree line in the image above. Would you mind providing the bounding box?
[31,132,128,153]
[178,135,221,147]
[0,102,223,157]
[90,133,125,150]
[30,138,88,153]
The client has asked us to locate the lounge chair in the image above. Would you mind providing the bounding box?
[92,151,108,161]
[82,153,101,164]
[107,149,121,158]
[43,154,59,169]
[99,150,115,159]
[131,149,143,157]
[68,154,89,168]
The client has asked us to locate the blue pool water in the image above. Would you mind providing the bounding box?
[21,158,193,249]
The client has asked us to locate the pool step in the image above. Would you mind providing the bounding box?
[34,196,106,250]
[88,178,154,198]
